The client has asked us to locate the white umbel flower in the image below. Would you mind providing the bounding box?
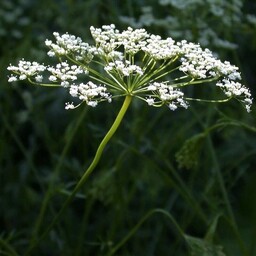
[146,82,188,110]
[68,81,112,107]
[7,60,46,82]
[7,24,252,112]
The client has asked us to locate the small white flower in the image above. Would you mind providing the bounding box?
[169,103,178,111]
[8,76,18,82]
[61,81,70,87]
[146,97,155,105]
[65,102,75,110]
[47,50,55,57]
[69,84,79,97]
[87,101,98,107]
[19,74,27,80]
[49,75,57,82]
[45,39,52,46]
[35,75,43,82]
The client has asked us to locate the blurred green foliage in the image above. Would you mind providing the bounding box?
[1,0,256,255]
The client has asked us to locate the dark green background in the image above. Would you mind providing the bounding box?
[1,0,256,255]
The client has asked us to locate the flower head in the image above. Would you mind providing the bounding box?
[7,60,46,82]
[145,82,188,110]
[7,24,252,112]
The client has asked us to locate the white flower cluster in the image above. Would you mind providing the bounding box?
[90,24,120,54]
[118,27,148,55]
[216,79,252,112]
[142,35,180,60]
[46,32,96,63]
[146,82,188,110]
[178,41,241,79]
[7,24,253,112]
[66,81,112,109]
[7,60,46,82]
[47,61,86,87]
[105,60,144,77]
[8,60,88,88]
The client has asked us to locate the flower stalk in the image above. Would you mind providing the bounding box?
[25,95,132,254]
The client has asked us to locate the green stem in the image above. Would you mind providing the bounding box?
[70,95,132,196]
[24,95,132,255]
[0,238,19,256]
[107,208,184,256]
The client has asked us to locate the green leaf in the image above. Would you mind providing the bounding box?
[184,234,226,256]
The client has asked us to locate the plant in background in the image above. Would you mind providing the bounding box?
[120,0,256,51]
[7,24,252,253]
[0,0,31,43]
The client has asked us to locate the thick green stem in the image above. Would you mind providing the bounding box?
[25,95,132,255]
